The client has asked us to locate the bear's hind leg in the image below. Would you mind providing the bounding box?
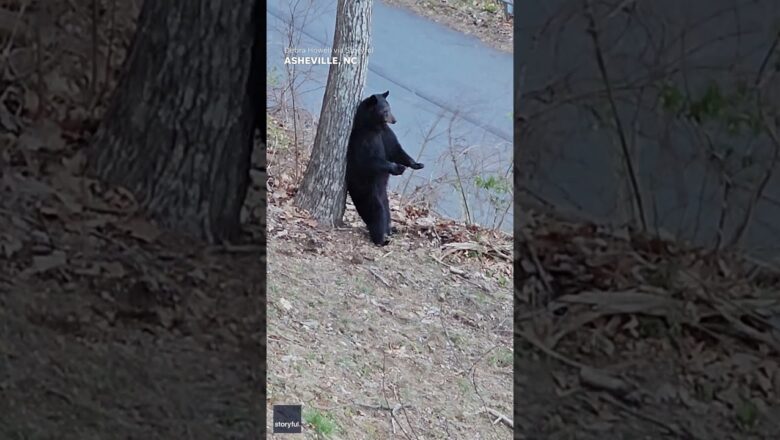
[369,195,389,245]
[368,220,388,245]
[350,191,372,228]
[382,194,393,236]
[383,202,398,236]
[368,206,388,245]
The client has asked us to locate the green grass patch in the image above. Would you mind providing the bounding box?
[304,409,339,437]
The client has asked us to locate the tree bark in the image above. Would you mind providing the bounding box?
[294,0,373,226]
[88,0,261,244]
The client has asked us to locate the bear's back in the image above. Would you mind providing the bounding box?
[348,128,387,162]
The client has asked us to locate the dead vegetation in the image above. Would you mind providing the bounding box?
[516,210,780,439]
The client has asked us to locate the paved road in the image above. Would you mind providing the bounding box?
[266,0,513,230]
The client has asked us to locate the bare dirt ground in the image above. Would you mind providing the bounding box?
[0,194,265,438]
[382,0,513,53]
[264,112,513,438]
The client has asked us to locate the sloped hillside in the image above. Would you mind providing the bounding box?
[264,112,514,438]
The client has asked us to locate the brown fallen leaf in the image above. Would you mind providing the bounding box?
[0,8,23,36]
[44,71,76,98]
[0,102,19,133]
[18,119,65,152]
[157,308,174,328]
[62,151,87,175]
[64,217,110,233]
[579,367,635,396]
[24,87,39,113]
[103,186,139,213]
[38,204,61,218]
[9,47,35,77]
[0,233,23,258]
[21,250,68,277]
[278,297,293,312]
[55,191,83,214]
[116,217,161,243]
[101,261,126,278]
[72,260,126,278]
[556,290,682,316]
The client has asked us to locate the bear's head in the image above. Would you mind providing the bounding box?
[357,91,397,127]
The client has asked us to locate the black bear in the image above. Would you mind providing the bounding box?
[346,91,424,245]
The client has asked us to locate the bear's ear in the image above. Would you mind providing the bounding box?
[381,90,389,98]
[366,95,378,105]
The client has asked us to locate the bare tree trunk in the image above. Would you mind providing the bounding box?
[88,0,261,244]
[295,0,373,226]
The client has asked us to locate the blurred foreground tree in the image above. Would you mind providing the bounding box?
[88,0,262,243]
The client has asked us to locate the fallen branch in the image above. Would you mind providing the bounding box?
[206,243,264,254]
[487,407,513,428]
[516,328,588,370]
[367,266,392,287]
[579,367,635,397]
[471,407,514,428]
[518,228,554,301]
[430,254,490,291]
[355,402,412,413]
[598,393,699,439]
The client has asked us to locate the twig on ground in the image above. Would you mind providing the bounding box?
[367,266,392,287]
[430,253,490,291]
[470,407,514,428]
[380,249,395,259]
[598,393,699,439]
[437,295,466,367]
[396,270,417,287]
[206,243,264,254]
[355,402,412,412]
[486,407,513,428]
[579,367,635,398]
[381,349,415,440]
[468,345,503,438]
[393,387,420,440]
[518,228,553,302]
[516,328,588,370]
[0,0,30,66]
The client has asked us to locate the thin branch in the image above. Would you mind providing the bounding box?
[728,112,780,248]
[583,0,648,231]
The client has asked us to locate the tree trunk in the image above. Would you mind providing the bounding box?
[294,0,373,226]
[88,0,261,244]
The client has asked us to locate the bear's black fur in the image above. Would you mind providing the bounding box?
[346,91,424,245]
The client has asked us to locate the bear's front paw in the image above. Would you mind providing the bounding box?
[391,164,406,175]
[410,162,424,170]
